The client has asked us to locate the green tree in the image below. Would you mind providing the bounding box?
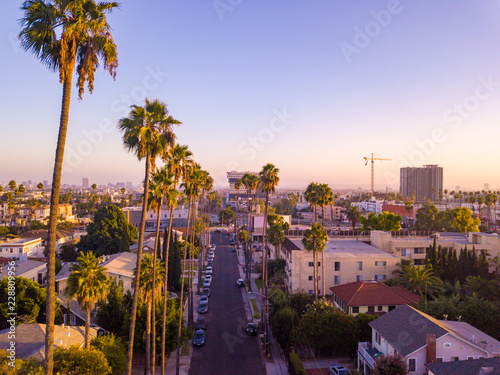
[19,2,118,370]
[118,98,179,375]
[304,182,320,223]
[395,264,443,298]
[0,276,60,329]
[66,252,110,348]
[360,212,402,231]
[53,346,111,375]
[270,306,296,352]
[78,205,138,256]
[317,183,334,296]
[96,279,128,338]
[374,353,408,375]
[90,334,127,375]
[59,242,79,262]
[346,205,361,231]
[454,207,480,232]
[267,214,290,260]
[218,207,235,226]
[415,202,439,231]
[302,223,327,300]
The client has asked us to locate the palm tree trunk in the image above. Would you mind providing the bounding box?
[127,152,151,375]
[161,203,175,375]
[314,250,318,300]
[246,190,251,282]
[197,192,205,295]
[145,300,152,374]
[176,197,192,375]
[151,198,162,375]
[263,191,269,293]
[188,208,195,326]
[45,64,75,375]
[322,207,326,297]
[85,308,91,349]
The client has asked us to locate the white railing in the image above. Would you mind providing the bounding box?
[358,342,376,369]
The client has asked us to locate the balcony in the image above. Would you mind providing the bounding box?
[357,342,378,369]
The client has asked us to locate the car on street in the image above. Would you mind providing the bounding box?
[246,323,258,336]
[206,266,213,275]
[207,256,214,263]
[236,278,245,287]
[204,275,212,286]
[329,364,350,375]
[193,329,206,347]
[210,244,216,250]
[200,296,209,305]
[229,238,235,244]
[195,316,206,331]
[206,261,213,268]
[208,251,214,258]
[214,229,221,233]
[198,301,208,314]
[202,287,210,297]
[226,232,230,236]
[203,279,210,288]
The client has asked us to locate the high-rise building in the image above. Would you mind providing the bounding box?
[400,165,443,202]
[82,178,90,189]
[226,171,264,200]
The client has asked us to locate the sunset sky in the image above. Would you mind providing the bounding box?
[2,1,500,191]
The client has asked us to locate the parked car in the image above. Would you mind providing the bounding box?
[214,229,221,233]
[329,364,349,375]
[210,244,216,250]
[236,279,245,287]
[195,315,206,331]
[202,287,210,297]
[232,247,237,253]
[198,301,208,314]
[200,296,209,305]
[193,329,206,347]
[203,279,210,288]
[206,261,213,268]
[208,251,214,258]
[246,323,258,336]
[205,275,212,286]
[206,266,213,275]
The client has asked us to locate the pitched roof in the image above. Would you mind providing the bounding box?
[328,280,420,306]
[369,304,500,357]
[100,252,137,277]
[369,304,449,356]
[0,260,46,278]
[425,357,500,375]
[19,229,73,241]
[0,323,97,361]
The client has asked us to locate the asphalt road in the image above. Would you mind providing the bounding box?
[189,231,266,375]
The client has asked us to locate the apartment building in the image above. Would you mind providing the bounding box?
[0,238,44,262]
[400,164,443,202]
[122,205,191,232]
[370,231,500,269]
[280,237,399,294]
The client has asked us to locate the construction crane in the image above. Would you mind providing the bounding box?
[364,153,392,197]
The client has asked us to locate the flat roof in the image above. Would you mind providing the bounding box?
[0,237,43,246]
[289,238,398,258]
[0,260,46,277]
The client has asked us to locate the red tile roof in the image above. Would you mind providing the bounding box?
[328,280,420,306]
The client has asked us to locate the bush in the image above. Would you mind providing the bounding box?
[90,334,126,375]
[53,346,111,375]
[374,353,408,375]
[289,352,306,375]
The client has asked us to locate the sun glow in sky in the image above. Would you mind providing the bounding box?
[2,1,500,191]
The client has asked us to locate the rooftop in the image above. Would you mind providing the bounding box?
[425,357,500,375]
[101,252,137,277]
[288,238,398,258]
[0,237,42,246]
[0,260,46,278]
[328,280,420,307]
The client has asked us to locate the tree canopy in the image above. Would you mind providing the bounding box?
[360,212,402,231]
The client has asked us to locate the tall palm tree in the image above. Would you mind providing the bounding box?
[242,174,261,282]
[118,98,179,375]
[19,2,118,371]
[147,167,173,375]
[197,172,213,294]
[161,145,191,375]
[258,163,279,355]
[65,252,110,349]
[317,183,333,296]
[137,254,164,375]
[304,182,320,223]
[302,223,328,300]
[396,264,443,298]
[234,178,243,250]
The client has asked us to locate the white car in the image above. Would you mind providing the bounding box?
[210,244,216,251]
[329,364,349,375]
[206,266,213,275]
[204,275,212,286]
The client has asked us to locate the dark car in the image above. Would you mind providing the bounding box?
[246,323,258,336]
[193,329,206,347]
[236,279,245,287]
[195,316,206,331]
[232,247,236,253]
[198,301,208,314]
[202,288,210,297]
[214,229,221,233]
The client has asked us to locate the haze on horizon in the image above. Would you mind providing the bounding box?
[2,1,500,192]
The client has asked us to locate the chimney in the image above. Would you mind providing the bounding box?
[426,334,436,365]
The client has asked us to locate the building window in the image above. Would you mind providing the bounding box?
[414,248,425,254]
[408,358,416,372]
[356,261,363,271]
[436,357,443,363]
[443,342,452,349]
[378,306,383,311]
[467,356,474,360]
[356,275,363,282]
[451,357,459,362]
[375,275,386,280]
[317,262,320,267]
[375,332,381,345]
[308,276,313,281]
[401,249,411,257]
[308,262,314,267]
[308,290,314,295]
[334,276,341,285]
[388,305,396,311]
[368,306,375,313]
[352,306,359,313]
[334,262,340,271]
[375,261,386,266]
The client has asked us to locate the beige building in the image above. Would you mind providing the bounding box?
[280,237,400,295]
[0,260,46,284]
[370,231,500,269]
[0,238,44,261]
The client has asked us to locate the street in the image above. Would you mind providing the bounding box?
[188,231,266,375]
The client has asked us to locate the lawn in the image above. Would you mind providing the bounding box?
[251,299,261,319]
[254,277,262,291]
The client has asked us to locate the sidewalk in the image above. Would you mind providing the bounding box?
[237,250,289,375]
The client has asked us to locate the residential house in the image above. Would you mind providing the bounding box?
[357,304,500,375]
[0,323,98,361]
[328,280,420,316]
[426,357,500,375]
[0,238,44,262]
[0,260,46,284]
[122,205,191,232]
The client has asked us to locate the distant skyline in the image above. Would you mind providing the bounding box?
[2,1,500,191]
